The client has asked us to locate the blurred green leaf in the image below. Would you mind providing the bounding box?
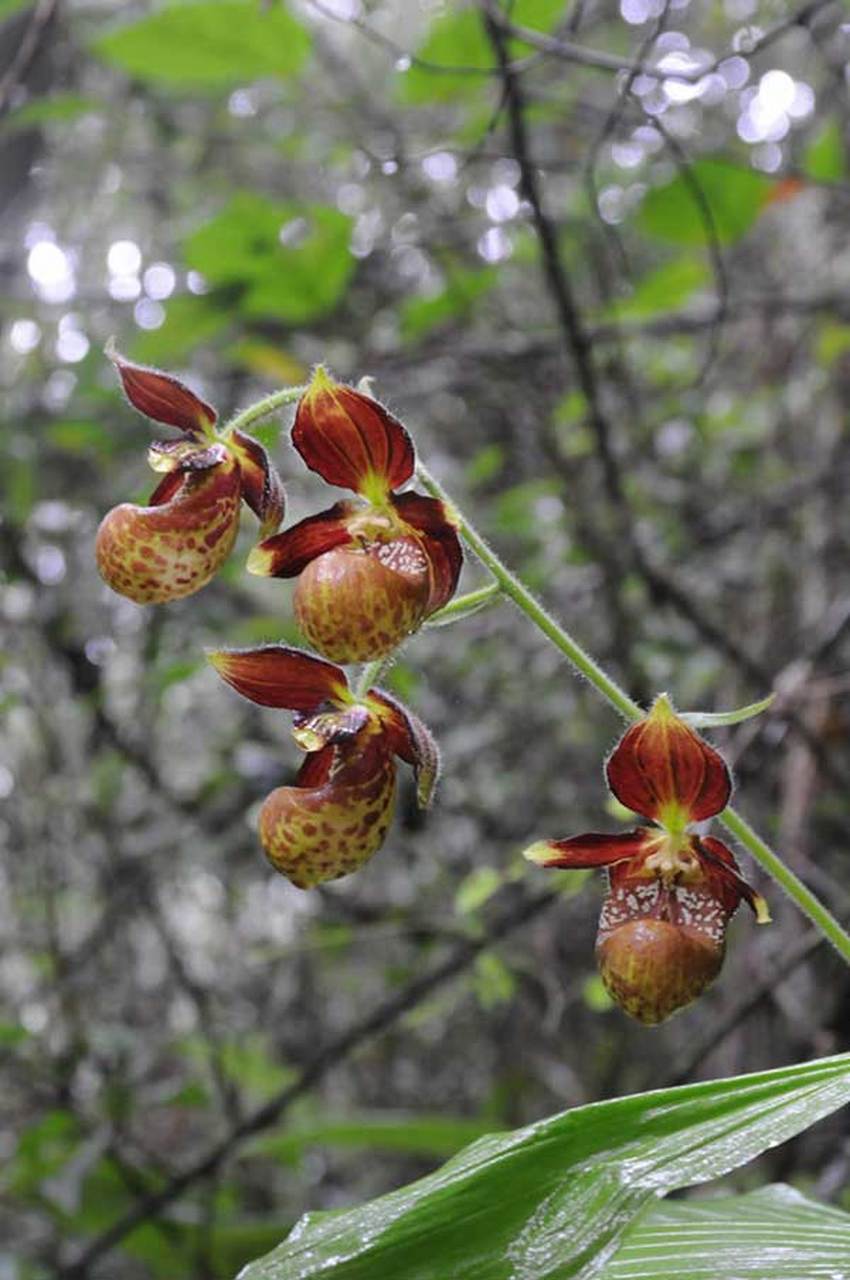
[400,0,564,103]
[184,194,354,323]
[240,1053,850,1280]
[455,866,503,915]
[400,267,497,341]
[473,951,516,1009]
[603,1184,850,1279]
[5,94,100,129]
[250,1111,492,1166]
[637,161,773,246]
[0,0,30,19]
[130,294,230,365]
[92,1,310,88]
[611,257,710,319]
[803,121,846,183]
[46,420,120,459]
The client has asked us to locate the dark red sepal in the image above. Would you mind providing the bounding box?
[106,341,217,438]
[525,830,653,868]
[247,502,356,578]
[369,689,440,808]
[229,429,285,536]
[391,492,463,613]
[606,696,731,824]
[293,367,415,496]
[207,645,348,711]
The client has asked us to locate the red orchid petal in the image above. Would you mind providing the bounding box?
[293,367,415,496]
[229,429,286,536]
[107,341,217,438]
[259,748,397,889]
[696,836,770,921]
[96,456,241,604]
[247,502,356,579]
[606,697,731,824]
[391,492,463,614]
[525,830,653,869]
[368,689,441,809]
[207,644,348,712]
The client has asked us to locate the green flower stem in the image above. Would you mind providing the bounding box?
[415,461,641,722]
[719,809,850,961]
[355,656,394,700]
[222,384,308,438]
[415,460,850,966]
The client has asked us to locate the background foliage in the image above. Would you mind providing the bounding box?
[2,0,850,1276]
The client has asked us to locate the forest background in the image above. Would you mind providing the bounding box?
[3,0,850,1276]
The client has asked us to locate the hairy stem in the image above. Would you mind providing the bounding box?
[416,460,850,966]
[222,384,308,438]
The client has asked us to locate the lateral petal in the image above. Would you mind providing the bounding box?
[524,830,652,868]
[229,428,286,536]
[696,836,771,922]
[207,644,349,711]
[368,689,441,809]
[95,456,241,604]
[391,492,463,614]
[606,695,731,824]
[293,366,415,496]
[107,341,217,438]
[246,502,356,578]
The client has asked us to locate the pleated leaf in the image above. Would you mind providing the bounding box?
[240,1053,850,1280]
[604,1184,850,1278]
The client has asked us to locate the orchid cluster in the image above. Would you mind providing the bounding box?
[98,351,459,894]
[97,350,771,1025]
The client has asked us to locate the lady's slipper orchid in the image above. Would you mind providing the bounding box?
[525,695,770,1025]
[208,644,439,888]
[96,346,285,604]
[246,367,462,662]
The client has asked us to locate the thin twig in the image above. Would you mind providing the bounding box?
[0,0,60,120]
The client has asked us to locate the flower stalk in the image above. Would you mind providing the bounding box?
[414,461,850,968]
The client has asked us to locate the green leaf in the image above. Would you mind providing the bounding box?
[5,94,100,129]
[400,267,497,341]
[610,257,710,320]
[400,0,564,103]
[603,1184,850,1278]
[682,693,775,728]
[239,1053,850,1280]
[92,1,310,89]
[184,195,354,323]
[249,1112,493,1166]
[803,121,846,184]
[130,293,230,365]
[399,8,492,105]
[637,161,773,246]
[0,0,30,20]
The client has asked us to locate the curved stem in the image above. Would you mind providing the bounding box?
[222,384,308,439]
[355,655,394,699]
[416,461,641,721]
[416,461,850,966]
